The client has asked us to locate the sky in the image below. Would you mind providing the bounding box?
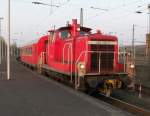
[0,0,149,46]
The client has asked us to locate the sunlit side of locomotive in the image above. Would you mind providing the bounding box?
[20,19,126,96]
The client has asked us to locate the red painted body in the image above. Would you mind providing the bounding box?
[20,19,124,80]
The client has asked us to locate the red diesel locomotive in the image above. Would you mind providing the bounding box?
[20,19,126,95]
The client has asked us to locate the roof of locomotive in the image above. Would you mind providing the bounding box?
[57,26,92,32]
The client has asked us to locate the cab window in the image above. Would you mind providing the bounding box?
[80,31,89,36]
[60,30,71,39]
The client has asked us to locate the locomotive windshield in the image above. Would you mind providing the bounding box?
[80,31,90,36]
[60,30,71,39]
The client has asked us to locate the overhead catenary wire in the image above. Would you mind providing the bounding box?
[32,0,71,29]
[20,0,72,40]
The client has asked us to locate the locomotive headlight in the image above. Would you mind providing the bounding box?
[130,64,135,69]
[77,62,85,70]
[80,64,85,69]
[77,62,86,76]
[77,27,80,31]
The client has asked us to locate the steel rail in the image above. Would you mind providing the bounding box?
[94,93,150,116]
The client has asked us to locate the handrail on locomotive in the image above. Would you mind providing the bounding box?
[62,42,73,82]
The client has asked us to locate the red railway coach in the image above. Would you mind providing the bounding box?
[20,19,128,96]
[20,35,48,66]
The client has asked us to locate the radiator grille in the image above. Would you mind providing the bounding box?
[90,45,114,73]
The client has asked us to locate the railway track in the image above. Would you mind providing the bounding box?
[93,93,150,116]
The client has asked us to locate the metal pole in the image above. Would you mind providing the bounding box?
[123,46,126,72]
[0,17,4,64]
[12,39,15,56]
[132,24,135,89]
[0,19,1,36]
[138,83,142,98]
[0,39,1,64]
[4,40,7,58]
[80,8,83,26]
[7,0,10,80]
[132,24,135,59]
[2,39,3,60]
[148,4,150,33]
[0,17,4,36]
